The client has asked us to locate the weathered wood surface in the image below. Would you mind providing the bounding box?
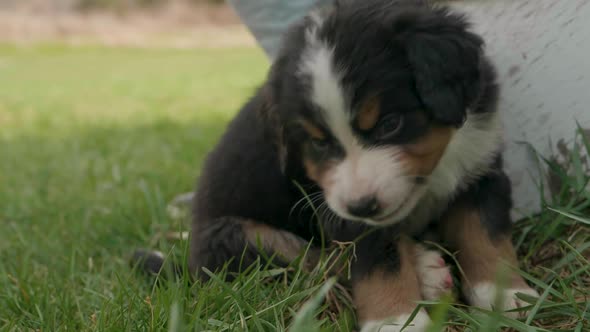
[449,0,590,217]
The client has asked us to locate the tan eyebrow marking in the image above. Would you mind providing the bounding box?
[357,96,381,131]
[299,119,327,140]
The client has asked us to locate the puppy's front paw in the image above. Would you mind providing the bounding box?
[465,282,539,318]
[415,246,454,301]
[360,309,431,332]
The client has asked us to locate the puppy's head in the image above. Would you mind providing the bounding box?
[266,0,488,226]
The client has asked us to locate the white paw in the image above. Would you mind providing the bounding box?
[361,309,431,332]
[415,246,454,301]
[465,282,540,318]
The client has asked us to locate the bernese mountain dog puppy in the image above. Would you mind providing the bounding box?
[143,0,540,330]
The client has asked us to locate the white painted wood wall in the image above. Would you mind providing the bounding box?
[449,0,590,218]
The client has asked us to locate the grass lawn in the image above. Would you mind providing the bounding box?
[0,44,589,331]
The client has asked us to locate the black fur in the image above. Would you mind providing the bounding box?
[315,1,486,127]
[455,156,514,239]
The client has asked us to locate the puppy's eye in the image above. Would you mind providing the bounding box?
[310,138,330,151]
[375,114,404,140]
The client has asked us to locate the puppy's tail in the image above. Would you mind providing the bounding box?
[130,249,184,280]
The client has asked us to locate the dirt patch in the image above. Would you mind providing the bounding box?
[0,2,257,48]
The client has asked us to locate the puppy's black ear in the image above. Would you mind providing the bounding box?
[402,11,484,126]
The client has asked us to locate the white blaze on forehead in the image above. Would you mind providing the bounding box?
[299,34,354,147]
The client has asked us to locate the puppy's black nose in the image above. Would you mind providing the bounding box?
[347,196,380,218]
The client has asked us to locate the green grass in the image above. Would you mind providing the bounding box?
[0,44,589,331]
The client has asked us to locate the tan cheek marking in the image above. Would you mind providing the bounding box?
[299,119,326,140]
[303,158,322,183]
[356,96,381,131]
[303,158,336,193]
[400,126,454,175]
[441,205,527,288]
[353,236,422,322]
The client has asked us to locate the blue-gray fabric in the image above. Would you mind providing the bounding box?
[227,0,332,59]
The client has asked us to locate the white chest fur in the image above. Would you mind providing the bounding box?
[404,112,503,235]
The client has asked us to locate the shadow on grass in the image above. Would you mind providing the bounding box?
[0,115,234,328]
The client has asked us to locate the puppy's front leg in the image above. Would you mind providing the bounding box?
[353,236,430,332]
[441,200,539,318]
